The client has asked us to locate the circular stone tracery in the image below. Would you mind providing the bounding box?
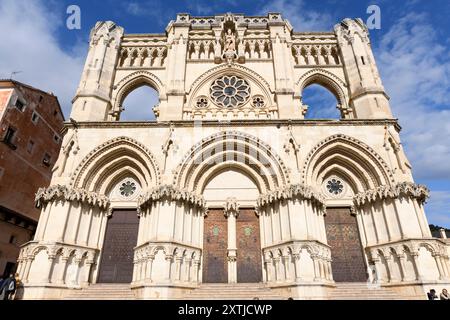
[210,75,250,108]
[326,178,344,195]
[120,180,137,197]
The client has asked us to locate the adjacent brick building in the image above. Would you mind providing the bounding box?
[0,80,64,277]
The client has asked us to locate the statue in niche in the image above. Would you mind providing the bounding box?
[223,28,237,65]
[224,29,236,53]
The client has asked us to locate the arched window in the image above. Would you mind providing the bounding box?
[302,84,341,119]
[119,85,158,121]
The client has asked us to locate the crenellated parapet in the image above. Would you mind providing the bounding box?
[353,182,429,207]
[35,184,110,210]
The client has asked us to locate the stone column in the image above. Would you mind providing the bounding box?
[282,255,291,282]
[385,256,398,283]
[192,260,200,283]
[132,260,139,283]
[184,258,192,282]
[174,257,183,282]
[397,254,408,281]
[273,257,281,282]
[293,254,302,282]
[433,254,445,280]
[165,255,173,281]
[372,257,383,284]
[410,252,421,281]
[57,257,69,285]
[22,258,33,283]
[145,255,154,282]
[44,255,56,283]
[225,202,238,284]
[311,255,320,282]
[81,260,94,286]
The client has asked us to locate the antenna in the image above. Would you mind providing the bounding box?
[10,71,22,79]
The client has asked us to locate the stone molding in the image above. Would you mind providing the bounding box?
[353,182,429,207]
[35,185,110,210]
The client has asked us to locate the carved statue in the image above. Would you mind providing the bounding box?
[224,29,236,53]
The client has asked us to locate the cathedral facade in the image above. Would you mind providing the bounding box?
[17,13,450,299]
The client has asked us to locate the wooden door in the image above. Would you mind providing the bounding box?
[97,209,139,283]
[203,209,228,283]
[237,208,262,283]
[325,207,367,282]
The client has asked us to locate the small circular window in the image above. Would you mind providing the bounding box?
[210,75,250,108]
[120,181,137,197]
[326,178,344,195]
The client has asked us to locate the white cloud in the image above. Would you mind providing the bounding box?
[0,0,85,117]
[375,13,450,227]
[258,0,333,31]
[375,13,450,180]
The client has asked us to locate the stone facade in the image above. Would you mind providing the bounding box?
[0,80,64,278]
[17,13,450,299]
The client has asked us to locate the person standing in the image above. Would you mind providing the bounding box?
[440,289,450,300]
[427,289,439,300]
[0,273,17,300]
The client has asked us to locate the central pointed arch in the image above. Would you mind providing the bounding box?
[173,131,290,194]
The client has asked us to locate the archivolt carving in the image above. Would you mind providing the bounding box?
[302,134,394,189]
[353,182,429,207]
[35,184,110,209]
[70,136,161,190]
[295,68,348,108]
[173,130,290,192]
[111,70,165,111]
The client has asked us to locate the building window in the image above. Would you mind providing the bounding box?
[39,95,43,103]
[9,235,17,245]
[326,178,344,195]
[15,99,25,112]
[3,127,17,149]
[31,111,39,124]
[120,181,137,197]
[53,134,60,143]
[42,153,51,166]
[53,110,58,117]
[210,75,250,108]
[27,140,35,153]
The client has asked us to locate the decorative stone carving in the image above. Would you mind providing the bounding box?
[257,184,325,210]
[353,182,429,206]
[210,75,250,108]
[35,185,110,209]
[138,185,206,213]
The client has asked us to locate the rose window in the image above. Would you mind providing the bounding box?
[326,178,344,195]
[120,181,137,197]
[210,75,250,108]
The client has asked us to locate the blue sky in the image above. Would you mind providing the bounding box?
[0,0,449,227]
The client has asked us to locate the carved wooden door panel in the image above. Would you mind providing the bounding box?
[325,207,367,282]
[237,209,262,283]
[98,209,139,283]
[203,209,228,283]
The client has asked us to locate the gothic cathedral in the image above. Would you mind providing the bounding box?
[17,13,450,299]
